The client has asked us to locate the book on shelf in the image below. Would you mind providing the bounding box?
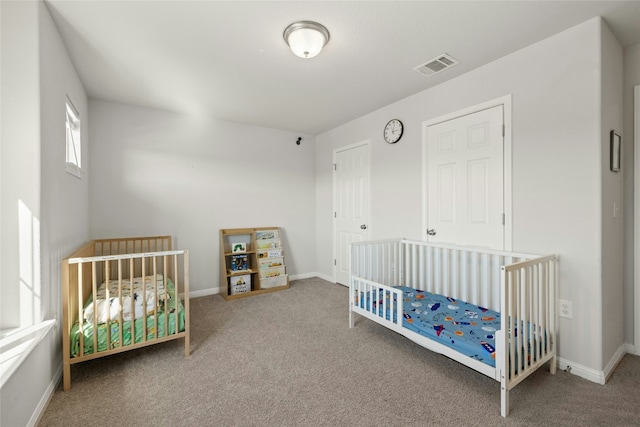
[256,230,279,240]
[231,242,247,253]
[256,239,280,250]
[230,254,249,271]
[258,248,283,258]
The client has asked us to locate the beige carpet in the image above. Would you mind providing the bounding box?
[39,278,640,426]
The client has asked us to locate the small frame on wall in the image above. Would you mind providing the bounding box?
[610,130,621,172]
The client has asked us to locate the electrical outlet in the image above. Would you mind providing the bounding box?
[559,299,573,319]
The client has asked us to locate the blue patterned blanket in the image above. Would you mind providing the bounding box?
[360,286,501,367]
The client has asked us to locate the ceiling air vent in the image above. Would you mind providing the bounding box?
[413,53,459,77]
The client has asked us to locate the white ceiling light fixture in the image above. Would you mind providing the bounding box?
[283,21,330,59]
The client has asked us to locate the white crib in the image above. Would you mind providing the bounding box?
[349,238,557,417]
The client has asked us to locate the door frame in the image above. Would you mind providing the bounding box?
[421,94,513,250]
[634,84,639,355]
[333,140,371,284]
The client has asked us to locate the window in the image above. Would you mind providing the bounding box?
[65,97,82,177]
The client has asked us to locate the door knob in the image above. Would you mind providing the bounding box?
[360,224,368,230]
[426,229,436,236]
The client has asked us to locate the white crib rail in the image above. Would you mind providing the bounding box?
[349,239,402,329]
[349,238,401,287]
[499,254,557,416]
[349,238,557,417]
[348,277,404,334]
[399,240,537,312]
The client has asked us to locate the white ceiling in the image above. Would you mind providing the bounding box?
[45,0,640,135]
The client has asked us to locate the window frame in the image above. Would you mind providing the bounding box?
[65,96,83,178]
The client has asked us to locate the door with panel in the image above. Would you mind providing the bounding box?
[425,105,505,249]
[334,142,370,285]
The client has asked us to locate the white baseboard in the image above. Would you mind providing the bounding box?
[557,357,604,384]
[314,272,334,283]
[603,344,628,382]
[557,343,627,385]
[29,363,62,427]
[624,342,636,355]
[289,272,319,281]
[187,273,335,299]
[189,287,219,298]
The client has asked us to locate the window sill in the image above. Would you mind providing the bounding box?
[65,163,84,179]
[0,319,56,388]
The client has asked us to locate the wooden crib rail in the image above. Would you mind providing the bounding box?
[68,249,185,264]
[61,236,190,391]
[61,240,98,335]
[93,235,172,255]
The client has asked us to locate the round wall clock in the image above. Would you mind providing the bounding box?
[383,119,404,144]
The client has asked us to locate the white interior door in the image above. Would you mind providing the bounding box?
[634,84,640,355]
[425,105,505,249]
[334,142,370,285]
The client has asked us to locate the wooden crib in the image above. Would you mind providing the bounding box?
[349,238,557,417]
[61,236,190,391]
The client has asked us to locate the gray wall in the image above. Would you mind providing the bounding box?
[40,0,91,337]
[1,0,41,330]
[600,19,624,371]
[88,100,317,295]
[623,43,640,346]
[2,4,636,424]
[316,17,622,376]
[1,1,90,426]
[1,4,45,426]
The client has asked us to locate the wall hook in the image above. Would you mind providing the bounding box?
[296,137,302,145]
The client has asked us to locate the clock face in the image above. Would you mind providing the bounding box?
[384,119,403,144]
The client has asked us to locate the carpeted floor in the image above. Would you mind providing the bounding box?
[38,278,640,426]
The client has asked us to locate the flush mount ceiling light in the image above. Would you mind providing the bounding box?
[283,21,330,58]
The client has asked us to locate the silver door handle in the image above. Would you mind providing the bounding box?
[360,224,367,230]
[426,229,436,236]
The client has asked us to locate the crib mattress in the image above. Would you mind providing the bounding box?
[69,278,185,358]
[361,286,501,367]
[395,286,500,367]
